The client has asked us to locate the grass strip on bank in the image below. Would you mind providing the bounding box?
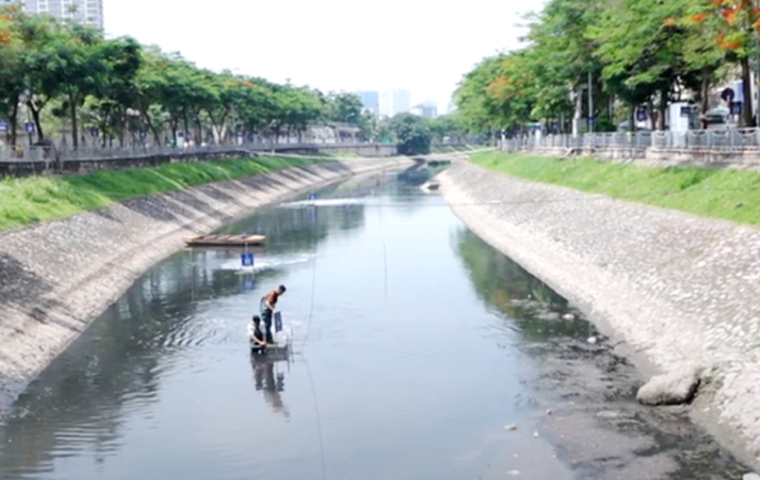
[0,156,317,232]
[471,151,760,226]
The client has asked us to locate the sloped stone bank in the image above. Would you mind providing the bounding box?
[439,160,760,469]
[0,157,415,410]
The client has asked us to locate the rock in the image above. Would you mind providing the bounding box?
[546,408,553,415]
[636,366,701,406]
[587,336,597,344]
[743,474,760,480]
[562,313,575,321]
[505,423,518,431]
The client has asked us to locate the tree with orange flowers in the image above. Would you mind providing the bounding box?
[684,0,760,126]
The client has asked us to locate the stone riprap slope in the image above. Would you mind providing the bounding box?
[0,157,414,410]
[439,160,760,467]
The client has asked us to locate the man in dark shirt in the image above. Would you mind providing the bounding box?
[260,285,286,344]
[249,315,267,349]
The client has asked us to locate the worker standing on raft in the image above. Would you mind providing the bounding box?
[260,285,286,344]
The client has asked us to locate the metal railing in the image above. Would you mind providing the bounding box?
[0,140,395,163]
[501,129,760,152]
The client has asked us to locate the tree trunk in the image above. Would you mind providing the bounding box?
[117,108,126,148]
[69,93,79,149]
[9,101,18,147]
[741,56,755,127]
[700,69,711,118]
[27,101,45,141]
[194,118,202,146]
[183,114,190,146]
[140,108,161,146]
[629,104,635,133]
[658,88,668,131]
[573,84,583,137]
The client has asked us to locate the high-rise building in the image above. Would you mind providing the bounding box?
[412,101,438,119]
[376,89,412,117]
[356,91,380,116]
[391,89,411,116]
[379,91,392,118]
[13,0,104,31]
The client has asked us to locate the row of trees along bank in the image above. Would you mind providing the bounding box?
[0,3,467,153]
[453,0,760,136]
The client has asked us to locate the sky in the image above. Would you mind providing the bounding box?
[103,0,546,114]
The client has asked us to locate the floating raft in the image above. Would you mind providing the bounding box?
[184,234,266,247]
[250,341,290,360]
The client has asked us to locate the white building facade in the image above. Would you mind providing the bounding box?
[16,0,104,30]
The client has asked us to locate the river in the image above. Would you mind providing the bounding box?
[0,167,749,480]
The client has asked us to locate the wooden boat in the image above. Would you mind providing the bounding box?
[184,234,266,247]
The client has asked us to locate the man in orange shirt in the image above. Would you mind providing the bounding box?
[260,285,286,344]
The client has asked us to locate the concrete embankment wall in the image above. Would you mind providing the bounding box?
[439,160,760,468]
[0,157,415,411]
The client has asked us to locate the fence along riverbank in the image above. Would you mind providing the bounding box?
[501,128,760,167]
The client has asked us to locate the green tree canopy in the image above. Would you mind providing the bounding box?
[389,113,431,155]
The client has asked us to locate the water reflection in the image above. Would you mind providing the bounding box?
[454,228,592,343]
[250,354,289,419]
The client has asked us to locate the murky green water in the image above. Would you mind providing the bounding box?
[0,168,747,480]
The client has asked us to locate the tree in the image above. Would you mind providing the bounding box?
[389,113,431,155]
[90,36,142,146]
[684,0,760,126]
[523,0,606,132]
[428,115,466,143]
[453,55,507,135]
[324,92,363,124]
[0,5,359,152]
[25,21,111,148]
[452,0,744,134]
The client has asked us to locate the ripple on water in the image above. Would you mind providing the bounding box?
[218,253,315,273]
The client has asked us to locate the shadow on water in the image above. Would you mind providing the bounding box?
[454,229,749,480]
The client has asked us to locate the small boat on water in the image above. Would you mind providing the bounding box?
[184,234,266,247]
